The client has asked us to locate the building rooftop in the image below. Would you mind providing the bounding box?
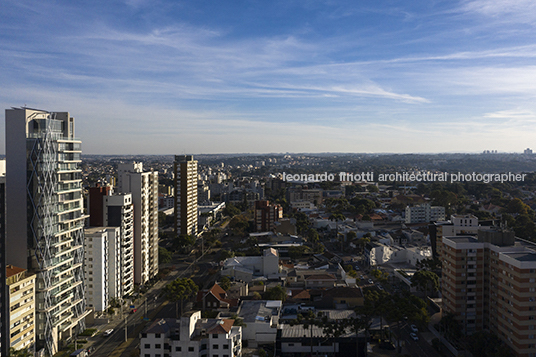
[144,318,176,335]
[503,251,536,261]
[6,265,26,279]
[444,236,479,244]
[238,300,281,323]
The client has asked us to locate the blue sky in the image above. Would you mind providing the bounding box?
[2,0,536,154]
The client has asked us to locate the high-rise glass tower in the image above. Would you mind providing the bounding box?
[5,108,88,355]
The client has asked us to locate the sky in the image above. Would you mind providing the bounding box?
[1,0,536,155]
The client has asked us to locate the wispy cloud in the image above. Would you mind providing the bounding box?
[2,1,536,154]
[461,0,536,24]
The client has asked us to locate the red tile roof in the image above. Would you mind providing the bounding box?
[207,319,234,334]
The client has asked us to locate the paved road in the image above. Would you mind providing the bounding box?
[83,231,224,356]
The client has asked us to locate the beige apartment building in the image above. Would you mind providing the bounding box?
[442,228,536,357]
[6,265,35,353]
[117,162,159,285]
[174,155,198,237]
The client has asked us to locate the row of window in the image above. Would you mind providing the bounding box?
[144,344,230,351]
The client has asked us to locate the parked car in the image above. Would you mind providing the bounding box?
[103,329,114,337]
[130,308,137,314]
[410,324,418,333]
[410,332,418,341]
[368,279,373,284]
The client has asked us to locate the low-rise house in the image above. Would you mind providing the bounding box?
[319,287,364,309]
[236,300,281,347]
[196,283,239,311]
[221,248,280,283]
[278,323,365,357]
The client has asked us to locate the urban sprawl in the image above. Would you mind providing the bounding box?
[4,107,536,357]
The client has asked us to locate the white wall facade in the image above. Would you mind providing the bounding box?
[118,163,159,285]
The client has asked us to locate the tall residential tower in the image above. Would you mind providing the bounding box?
[174,155,198,237]
[117,162,158,285]
[5,108,88,355]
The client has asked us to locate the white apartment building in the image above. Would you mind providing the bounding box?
[6,265,36,353]
[84,227,111,312]
[117,163,159,285]
[174,155,198,237]
[139,311,242,357]
[5,108,88,355]
[103,193,135,298]
[405,203,445,223]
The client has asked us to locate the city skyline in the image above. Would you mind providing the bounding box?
[2,1,536,154]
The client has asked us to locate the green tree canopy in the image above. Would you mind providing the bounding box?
[159,246,172,264]
[219,276,231,291]
[163,277,199,317]
[264,285,287,302]
[410,270,439,299]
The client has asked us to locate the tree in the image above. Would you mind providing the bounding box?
[314,242,325,254]
[220,249,235,260]
[329,213,346,233]
[416,258,441,272]
[439,312,463,342]
[466,331,513,357]
[163,278,199,317]
[367,184,379,193]
[174,234,196,252]
[371,269,389,283]
[347,231,357,241]
[357,237,370,256]
[159,246,172,264]
[10,348,32,357]
[410,270,439,300]
[308,228,320,242]
[219,276,231,291]
[223,203,241,217]
[506,198,530,216]
[288,246,306,260]
[264,285,287,302]
[229,214,249,236]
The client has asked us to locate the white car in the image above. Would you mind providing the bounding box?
[103,329,114,337]
[410,324,418,332]
[410,332,418,341]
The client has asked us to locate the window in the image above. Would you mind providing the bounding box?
[155,333,161,338]
[213,334,218,339]
[213,345,219,349]
[223,344,229,349]
[188,347,194,352]
[144,344,150,348]
[175,347,181,351]
[155,344,161,349]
